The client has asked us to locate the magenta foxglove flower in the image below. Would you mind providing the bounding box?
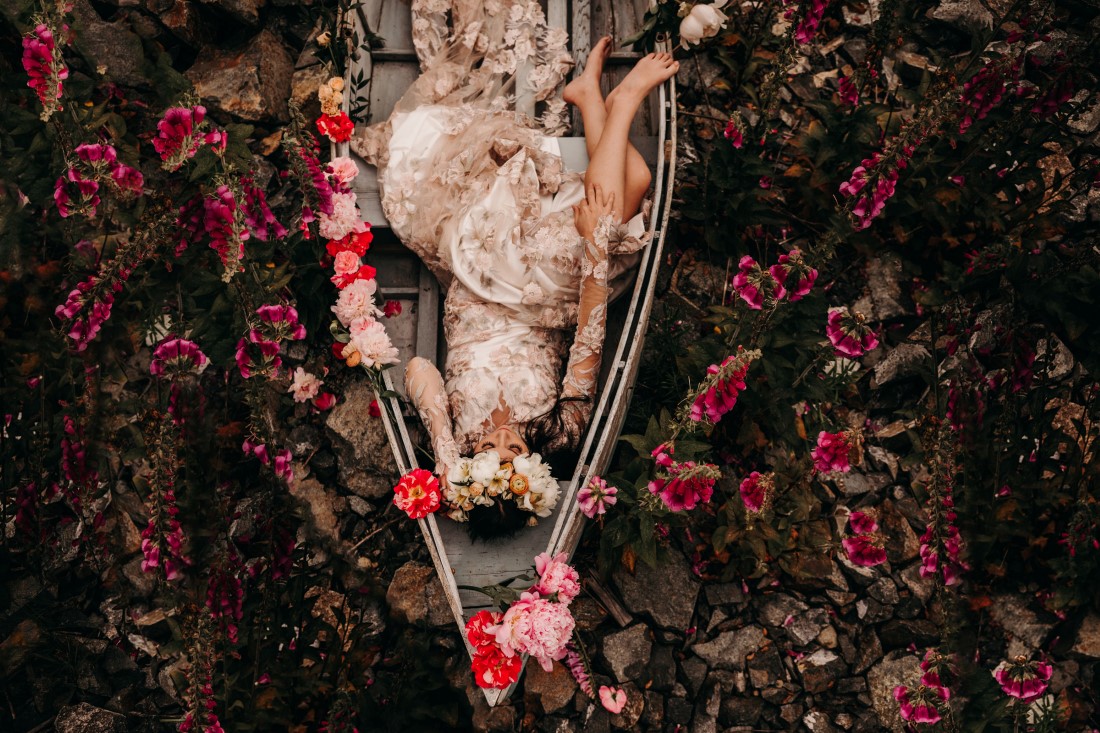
[689,348,760,424]
[838,74,859,106]
[577,475,617,518]
[205,185,249,279]
[22,23,68,120]
[768,249,818,302]
[649,461,721,512]
[848,510,878,534]
[150,337,209,377]
[739,471,774,513]
[793,0,831,44]
[723,116,744,148]
[842,534,887,567]
[731,255,774,309]
[893,684,947,723]
[812,430,854,473]
[54,168,100,218]
[826,307,879,357]
[154,105,208,171]
[993,657,1052,703]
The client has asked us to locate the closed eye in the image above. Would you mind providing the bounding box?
[509,444,523,454]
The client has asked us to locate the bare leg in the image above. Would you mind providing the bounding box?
[563,38,659,220]
[582,52,678,220]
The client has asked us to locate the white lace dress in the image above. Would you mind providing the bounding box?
[352,0,650,471]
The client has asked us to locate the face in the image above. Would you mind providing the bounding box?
[475,425,529,462]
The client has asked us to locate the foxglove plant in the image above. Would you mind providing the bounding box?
[22,20,68,121]
[687,347,761,424]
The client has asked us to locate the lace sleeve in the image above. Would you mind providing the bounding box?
[549,216,614,451]
[405,357,460,475]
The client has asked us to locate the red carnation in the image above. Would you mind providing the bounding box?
[393,468,441,519]
[465,610,503,648]
[316,112,354,143]
[325,229,373,258]
[470,644,522,689]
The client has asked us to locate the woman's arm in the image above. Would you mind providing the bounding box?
[405,356,460,476]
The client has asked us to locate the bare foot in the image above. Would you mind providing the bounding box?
[610,52,678,105]
[563,35,612,107]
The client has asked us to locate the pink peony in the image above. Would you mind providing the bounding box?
[532,552,581,604]
[731,255,773,309]
[768,249,818,302]
[842,534,887,567]
[993,658,1052,703]
[577,475,617,518]
[599,685,627,714]
[826,307,879,357]
[288,367,323,403]
[490,592,575,671]
[332,278,382,326]
[739,471,773,513]
[812,430,853,473]
[347,318,399,368]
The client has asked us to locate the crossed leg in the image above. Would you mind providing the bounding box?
[563,38,678,221]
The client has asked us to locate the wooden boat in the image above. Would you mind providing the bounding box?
[336,0,676,705]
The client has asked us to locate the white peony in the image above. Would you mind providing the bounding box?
[679,2,728,48]
[469,450,502,484]
[448,457,473,485]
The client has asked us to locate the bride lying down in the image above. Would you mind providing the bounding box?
[352,1,678,539]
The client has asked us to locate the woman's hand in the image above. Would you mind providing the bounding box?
[573,184,616,243]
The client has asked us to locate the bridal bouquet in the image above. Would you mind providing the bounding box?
[443,450,560,523]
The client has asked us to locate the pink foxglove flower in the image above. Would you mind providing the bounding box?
[577,475,617,518]
[150,337,209,377]
[793,0,831,44]
[205,185,249,279]
[599,685,627,714]
[22,23,68,120]
[723,116,744,148]
[649,461,721,512]
[848,510,878,534]
[958,61,1017,134]
[241,179,286,241]
[288,367,323,403]
[893,684,947,724]
[731,255,774,309]
[768,249,818,302]
[838,151,909,229]
[739,471,774,513]
[154,105,209,171]
[842,533,887,567]
[993,657,1052,703]
[826,307,878,357]
[689,348,760,424]
[838,74,859,106]
[256,303,307,341]
[54,168,100,218]
[563,643,594,696]
[532,552,581,604]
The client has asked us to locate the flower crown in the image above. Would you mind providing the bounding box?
[444,450,560,523]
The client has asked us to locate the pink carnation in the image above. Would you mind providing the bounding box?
[489,592,575,671]
[319,191,367,241]
[288,367,323,403]
[333,249,361,275]
[532,552,581,605]
[331,278,382,326]
[327,156,359,190]
[348,318,399,368]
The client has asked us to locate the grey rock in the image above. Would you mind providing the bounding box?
[835,471,891,497]
[855,598,891,624]
[705,582,746,606]
[325,381,399,498]
[707,608,728,633]
[647,645,677,691]
[879,619,940,649]
[681,655,708,697]
[601,624,652,683]
[612,552,700,630]
[199,0,265,25]
[55,703,125,733]
[719,696,764,726]
[756,594,808,628]
[642,690,665,729]
[804,709,839,733]
[898,564,933,607]
[988,595,1052,655]
[853,628,883,675]
[524,659,577,714]
[692,625,766,669]
[926,0,994,29]
[385,562,452,627]
[693,682,721,733]
[867,578,899,605]
[872,343,932,387]
[537,717,577,733]
[0,620,43,679]
[747,644,787,689]
[186,29,294,122]
[834,711,856,729]
[666,697,694,727]
[71,0,147,87]
[609,681,644,729]
[879,499,921,563]
[1071,613,1100,659]
[817,625,838,649]
[762,681,799,706]
[866,256,909,320]
[347,496,372,516]
[151,0,206,46]
[1037,336,1074,380]
[867,651,922,732]
[798,649,847,694]
[788,608,831,646]
[780,702,804,725]
[837,676,868,694]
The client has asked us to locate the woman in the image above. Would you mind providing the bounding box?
[352,0,677,536]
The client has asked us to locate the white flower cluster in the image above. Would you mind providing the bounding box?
[444,449,559,523]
